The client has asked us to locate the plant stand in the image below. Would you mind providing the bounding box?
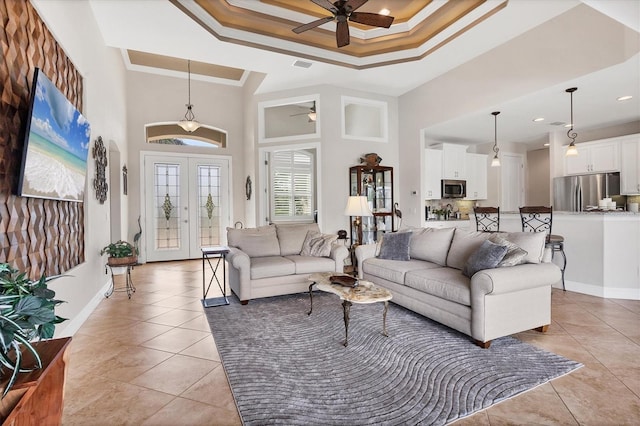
[105,256,137,299]
[0,337,71,425]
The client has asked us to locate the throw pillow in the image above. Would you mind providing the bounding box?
[489,234,528,267]
[377,231,412,261]
[462,240,509,278]
[300,231,337,257]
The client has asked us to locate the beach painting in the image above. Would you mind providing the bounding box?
[19,68,90,202]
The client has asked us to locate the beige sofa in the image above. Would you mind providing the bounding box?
[356,227,561,348]
[227,223,349,304]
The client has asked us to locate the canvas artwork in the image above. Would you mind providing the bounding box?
[19,69,90,202]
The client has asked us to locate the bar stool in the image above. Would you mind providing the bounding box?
[474,207,500,232]
[519,206,566,290]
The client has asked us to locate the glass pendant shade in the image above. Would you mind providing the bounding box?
[565,87,578,157]
[490,111,501,167]
[178,60,200,133]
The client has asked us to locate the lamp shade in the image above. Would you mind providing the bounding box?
[344,196,373,217]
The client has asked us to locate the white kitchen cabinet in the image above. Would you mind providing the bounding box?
[464,153,488,200]
[424,149,442,199]
[620,137,640,195]
[564,140,619,175]
[440,143,467,179]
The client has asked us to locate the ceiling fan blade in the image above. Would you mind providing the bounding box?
[292,16,334,34]
[310,0,338,13]
[336,19,350,47]
[349,12,394,28]
[345,0,368,12]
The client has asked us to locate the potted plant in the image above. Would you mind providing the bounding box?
[100,240,137,266]
[0,263,66,397]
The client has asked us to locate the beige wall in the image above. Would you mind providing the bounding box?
[527,149,551,206]
[31,0,128,337]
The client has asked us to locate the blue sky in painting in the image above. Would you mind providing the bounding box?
[30,70,91,161]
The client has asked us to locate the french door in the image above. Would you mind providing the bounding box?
[142,153,231,262]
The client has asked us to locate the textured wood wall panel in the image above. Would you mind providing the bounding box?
[0,0,85,279]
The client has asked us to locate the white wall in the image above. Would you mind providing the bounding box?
[31,0,128,337]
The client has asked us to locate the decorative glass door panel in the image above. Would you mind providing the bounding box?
[143,154,230,262]
[348,165,394,245]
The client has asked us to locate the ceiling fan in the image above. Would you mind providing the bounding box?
[292,0,395,48]
[290,101,317,122]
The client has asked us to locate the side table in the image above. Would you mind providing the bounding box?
[201,245,230,308]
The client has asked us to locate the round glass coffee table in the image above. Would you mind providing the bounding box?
[308,272,393,347]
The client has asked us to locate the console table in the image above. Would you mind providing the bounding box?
[201,246,230,307]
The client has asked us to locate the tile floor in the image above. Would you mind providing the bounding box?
[62,260,640,425]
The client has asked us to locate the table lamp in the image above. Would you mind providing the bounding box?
[344,196,373,244]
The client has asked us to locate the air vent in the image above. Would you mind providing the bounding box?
[293,60,313,69]
[549,121,566,126]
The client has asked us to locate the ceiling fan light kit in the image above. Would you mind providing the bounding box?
[293,0,395,48]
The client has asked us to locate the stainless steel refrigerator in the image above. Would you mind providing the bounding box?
[553,172,621,211]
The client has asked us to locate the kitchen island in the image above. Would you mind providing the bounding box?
[484,212,640,300]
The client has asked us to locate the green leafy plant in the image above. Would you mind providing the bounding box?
[0,263,66,397]
[100,240,136,258]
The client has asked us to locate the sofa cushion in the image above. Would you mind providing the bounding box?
[377,231,412,260]
[506,232,546,264]
[300,231,337,257]
[250,256,295,279]
[228,225,280,258]
[446,230,492,270]
[410,227,455,266]
[405,267,472,306]
[276,223,321,256]
[363,258,440,285]
[284,255,337,274]
[462,240,508,278]
[489,234,528,267]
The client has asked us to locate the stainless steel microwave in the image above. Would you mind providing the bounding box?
[441,179,466,198]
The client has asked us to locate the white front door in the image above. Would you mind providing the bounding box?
[142,153,230,262]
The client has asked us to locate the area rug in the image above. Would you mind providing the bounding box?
[204,292,581,425]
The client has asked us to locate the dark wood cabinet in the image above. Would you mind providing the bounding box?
[349,165,394,244]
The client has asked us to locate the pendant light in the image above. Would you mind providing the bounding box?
[490,111,501,167]
[178,60,200,132]
[565,87,578,156]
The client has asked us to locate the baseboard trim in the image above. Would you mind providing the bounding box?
[565,280,640,300]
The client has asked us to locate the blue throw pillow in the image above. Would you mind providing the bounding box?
[462,239,509,278]
[377,231,412,261]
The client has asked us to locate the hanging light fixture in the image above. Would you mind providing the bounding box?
[178,60,200,132]
[565,87,578,156]
[490,111,501,167]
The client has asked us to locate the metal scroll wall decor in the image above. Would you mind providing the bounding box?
[93,136,108,203]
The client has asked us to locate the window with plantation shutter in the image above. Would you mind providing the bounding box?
[269,149,314,222]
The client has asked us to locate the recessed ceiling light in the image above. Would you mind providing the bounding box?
[533,117,545,122]
[617,95,633,101]
[543,143,550,147]
[564,123,573,128]
[379,8,391,16]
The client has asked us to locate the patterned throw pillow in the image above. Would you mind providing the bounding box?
[377,231,412,261]
[462,240,508,278]
[489,234,528,267]
[300,231,337,257]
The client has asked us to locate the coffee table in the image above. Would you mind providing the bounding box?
[308,272,393,347]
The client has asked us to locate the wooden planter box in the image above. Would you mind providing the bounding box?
[107,255,137,266]
[0,337,72,425]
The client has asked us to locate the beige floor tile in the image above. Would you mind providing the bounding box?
[130,354,217,396]
[146,308,202,327]
[179,335,220,361]
[139,327,210,353]
[91,346,175,382]
[181,365,236,411]
[141,397,241,426]
[152,295,201,309]
[179,313,213,332]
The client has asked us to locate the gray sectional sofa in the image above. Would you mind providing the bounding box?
[356,227,561,347]
[226,223,349,304]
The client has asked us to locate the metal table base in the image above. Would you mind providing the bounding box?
[202,246,230,307]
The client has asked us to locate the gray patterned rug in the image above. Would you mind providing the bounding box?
[204,292,581,425]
